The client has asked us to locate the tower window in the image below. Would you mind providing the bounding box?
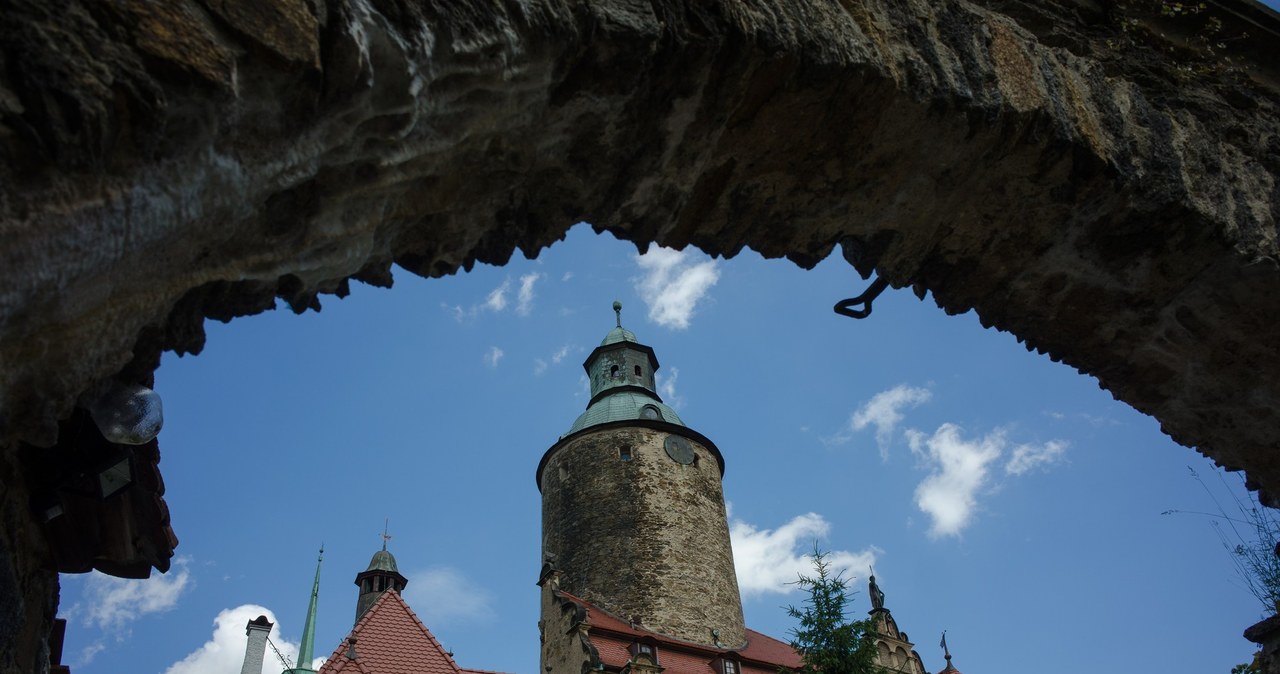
[634,365,642,377]
[640,405,662,421]
[610,365,619,378]
[620,447,632,461]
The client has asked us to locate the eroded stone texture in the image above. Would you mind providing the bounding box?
[0,0,1279,668]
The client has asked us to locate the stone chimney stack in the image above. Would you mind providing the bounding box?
[240,615,274,674]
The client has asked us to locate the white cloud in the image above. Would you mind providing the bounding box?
[656,366,682,408]
[484,279,510,312]
[729,512,877,597]
[163,604,324,674]
[441,302,470,323]
[907,424,1003,538]
[533,358,548,376]
[516,272,542,316]
[551,345,571,364]
[561,271,574,282]
[403,567,495,625]
[851,385,932,459]
[1005,440,1068,476]
[71,557,192,632]
[484,346,504,368]
[634,247,720,329]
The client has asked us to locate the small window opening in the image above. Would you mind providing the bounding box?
[620,447,632,462]
[610,365,620,378]
[630,642,657,663]
[723,661,738,674]
[634,365,642,377]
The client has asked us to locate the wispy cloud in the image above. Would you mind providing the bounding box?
[403,567,495,625]
[634,247,720,329]
[535,344,574,376]
[163,604,323,674]
[484,346,504,368]
[1005,440,1068,476]
[516,272,542,316]
[656,366,682,408]
[851,385,932,459]
[729,511,877,597]
[70,557,192,632]
[907,424,1004,538]
[62,558,193,666]
[485,279,510,312]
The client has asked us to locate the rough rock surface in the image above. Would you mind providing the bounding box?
[0,0,1279,669]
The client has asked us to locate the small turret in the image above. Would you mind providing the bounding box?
[353,532,408,624]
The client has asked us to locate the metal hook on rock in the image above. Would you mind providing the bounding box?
[834,276,889,319]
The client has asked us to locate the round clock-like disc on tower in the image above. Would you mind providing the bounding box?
[664,435,696,465]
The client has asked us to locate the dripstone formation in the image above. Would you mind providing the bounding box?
[2,1,1280,671]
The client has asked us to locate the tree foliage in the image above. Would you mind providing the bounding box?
[784,548,885,674]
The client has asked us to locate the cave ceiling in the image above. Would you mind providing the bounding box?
[1,0,1279,561]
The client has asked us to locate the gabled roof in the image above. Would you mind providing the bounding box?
[317,590,472,674]
[556,591,803,673]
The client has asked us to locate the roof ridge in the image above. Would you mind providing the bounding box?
[385,590,465,673]
[318,590,399,670]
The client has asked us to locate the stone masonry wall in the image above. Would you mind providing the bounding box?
[541,426,745,648]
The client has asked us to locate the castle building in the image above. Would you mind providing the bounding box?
[866,574,928,674]
[244,304,962,674]
[536,304,801,674]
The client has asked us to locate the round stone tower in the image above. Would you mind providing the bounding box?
[536,303,746,648]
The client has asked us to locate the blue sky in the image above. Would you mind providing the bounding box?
[55,224,1268,674]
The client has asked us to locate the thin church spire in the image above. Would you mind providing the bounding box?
[286,546,324,673]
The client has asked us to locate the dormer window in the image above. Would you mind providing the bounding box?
[629,641,658,664]
[640,405,662,421]
[720,659,739,674]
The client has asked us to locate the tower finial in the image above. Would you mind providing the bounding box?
[613,300,622,327]
[941,630,951,660]
[382,518,392,551]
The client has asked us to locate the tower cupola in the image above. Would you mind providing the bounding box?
[565,302,688,437]
[353,531,408,624]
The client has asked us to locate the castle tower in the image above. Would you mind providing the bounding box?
[867,574,928,674]
[353,537,408,625]
[537,302,746,649]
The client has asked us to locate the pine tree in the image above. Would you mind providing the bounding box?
[784,548,885,674]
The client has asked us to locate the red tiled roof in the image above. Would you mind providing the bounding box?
[555,591,802,673]
[317,590,505,674]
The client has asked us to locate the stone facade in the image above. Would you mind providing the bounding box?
[870,609,926,674]
[539,424,745,649]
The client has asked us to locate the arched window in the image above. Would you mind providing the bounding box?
[634,365,642,377]
[610,365,619,378]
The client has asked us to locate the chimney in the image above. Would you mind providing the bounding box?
[240,615,274,674]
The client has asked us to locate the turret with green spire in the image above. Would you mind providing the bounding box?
[284,546,323,674]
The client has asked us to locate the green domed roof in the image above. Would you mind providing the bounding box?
[600,326,639,345]
[566,391,685,435]
[365,549,399,573]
